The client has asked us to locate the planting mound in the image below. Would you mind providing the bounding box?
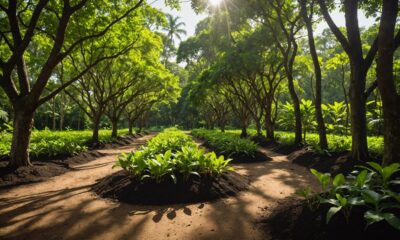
[92,170,250,205]
[229,151,272,163]
[260,198,399,240]
[0,135,143,189]
[201,142,271,163]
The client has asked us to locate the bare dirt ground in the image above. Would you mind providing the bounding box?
[0,135,320,240]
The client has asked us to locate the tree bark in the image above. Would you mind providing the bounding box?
[9,107,35,168]
[265,117,274,140]
[92,116,101,143]
[128,120,134,135]
[288,75,303,145]
[52,97,56,130]
[349,60,369,160]
[341,65,350,134]
[240,124,248,138]
[111,119,118,138]
[299,0,328,149]
[377,0,400,165]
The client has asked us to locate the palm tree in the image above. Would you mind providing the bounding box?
[163,14,187,46]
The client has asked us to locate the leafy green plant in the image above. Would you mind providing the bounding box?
[303,163,400,230]
[116,128,234,184]
[192,129,258,158]
[0,129,131,159]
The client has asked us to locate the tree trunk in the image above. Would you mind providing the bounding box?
[349,60,369,161]
[265,117,274,140]
[299,0,328,149]
[255,118,262,136]
[128,120,134,135]
[52,98,56,130]
[288,75,303,145]
[240,124,248,138]
[377,0,400,165]
[8,108,34,168]
[111,120,118,138]
[341,65,350,135]
[265,102,274,140]
[92,116,101,143]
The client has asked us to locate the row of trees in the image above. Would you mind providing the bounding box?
[175,0,400,165]
[0,0,182,168]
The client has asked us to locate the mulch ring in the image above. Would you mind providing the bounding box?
[0,134,143,189]
[92,170,250,205]
[258,197,399,240]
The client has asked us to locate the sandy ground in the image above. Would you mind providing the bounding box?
[0,135,320,240]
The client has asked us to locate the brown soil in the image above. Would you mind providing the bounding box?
[0,134,144,189]
[93,171,249,205]
[260,198,399,240]
[0,143,320,240]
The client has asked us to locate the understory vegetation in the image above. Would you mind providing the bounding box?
[299,163,400,231]
[116,128,233,183]
[0,129,131,159]
[192,129,258,158]
[225,130,383,155]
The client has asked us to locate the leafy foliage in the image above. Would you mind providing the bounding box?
[192,129,258,157]
[115,128,233,183]
[0,129,131,158]
[300,163,400,230]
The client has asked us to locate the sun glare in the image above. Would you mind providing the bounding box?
[209,0,223,6]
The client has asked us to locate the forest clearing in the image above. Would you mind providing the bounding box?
[0,0,400,239]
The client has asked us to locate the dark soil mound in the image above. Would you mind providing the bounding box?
[229,151,272,163]
[200,142,271,164]
[289,148,354,175]
[92,170,250,205]
[250,135,276,147]
[0,161,69,188]
[288,148,381,175]
[0,134,144,189]
[270,144,304,155]
[260,198,399,240]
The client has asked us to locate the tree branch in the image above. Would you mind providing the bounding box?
[317,0,351,54]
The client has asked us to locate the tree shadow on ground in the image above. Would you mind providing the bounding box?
[0,146,319,240]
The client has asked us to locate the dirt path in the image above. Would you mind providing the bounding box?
[0,136,320,240]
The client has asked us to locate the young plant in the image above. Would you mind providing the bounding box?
[304,163,400,230]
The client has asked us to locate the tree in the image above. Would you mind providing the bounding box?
[163,14,187,46]
[317,0,378,161]
[376,0,400,165]
[0,0,145,168]
[299,0,328,149]
[265,0,303,145]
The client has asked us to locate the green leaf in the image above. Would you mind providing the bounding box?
[326,206,342,224]
[364,210,384,227]
[383,213,400,231]
[356,170,368,187]
[366,162,383,174]
[362,190,382,205]
[333,174,345,187]
[348,197,365,206]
